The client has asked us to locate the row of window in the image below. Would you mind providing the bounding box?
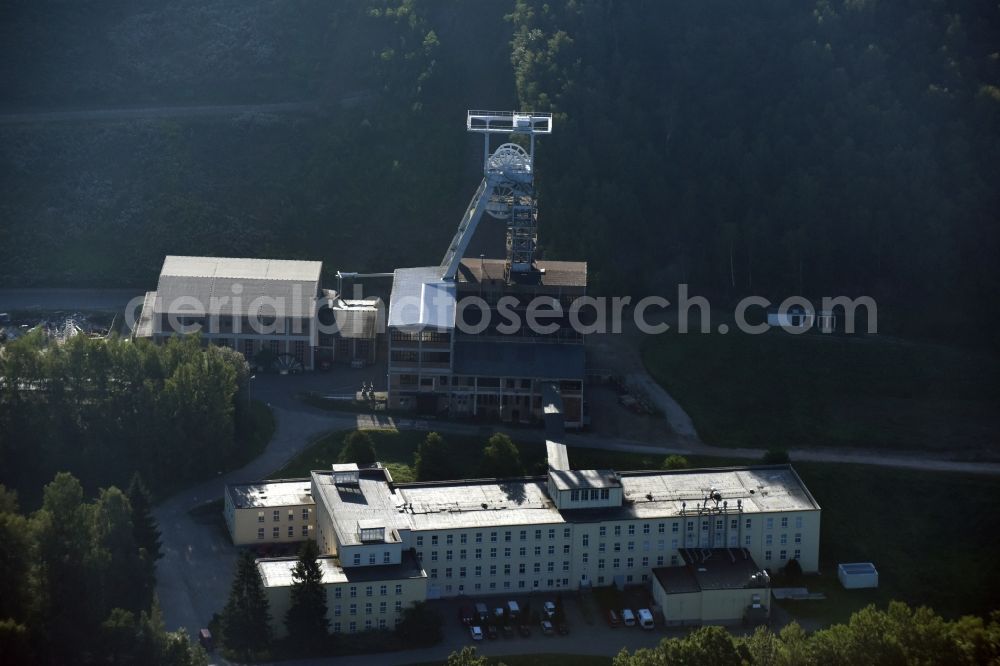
[333,618,398,634]
[351,551,393,566]
[333,584,404,599]
[418,544,571,561]
[257,525,310,539]
[436,578,573,595]
[257,508,311,523]
[764,549,802,562]
[415,527,570,547]
[333,601,403,616]
[569,488,611,502]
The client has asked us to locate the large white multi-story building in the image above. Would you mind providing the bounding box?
[228,444,821,636]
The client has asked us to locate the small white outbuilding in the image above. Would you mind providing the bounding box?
[838,562,879,589]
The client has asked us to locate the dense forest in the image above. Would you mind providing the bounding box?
[0,475,207,665]
[0,332,265,505]
[0,0,997,345]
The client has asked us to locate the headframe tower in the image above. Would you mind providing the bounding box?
[440,110,553,283]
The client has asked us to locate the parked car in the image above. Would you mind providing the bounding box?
[606,609,621,627]
[475,603,489,623]
[543,600,556,618]
[486,624,499,640]
[622,609,636,627]
[470,626,484,641]
[507,600,521,619]
[556,621,569,635]
[502,624,515,639]
[459,606,475,626]
[540,619,555,636]
[637,608,655,630]
[517,623,532,638]
[198,629,213,651]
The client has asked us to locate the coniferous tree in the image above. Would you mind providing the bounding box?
[414,432,458,481]
[127,473,162,561]
[127,473,162,610]
[222,551,272,659]
[284,540,329,653]
[479,433,523,478]
[338,430,377,465]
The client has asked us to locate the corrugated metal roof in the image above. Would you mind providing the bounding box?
[456,258,587,288]
[388,266,455,329]
[154,255,321,317]
[160,255,322,281]
[453,340,585,379]
[133,291,158,338]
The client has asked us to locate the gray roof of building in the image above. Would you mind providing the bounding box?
[320,297,383,339]
[312,467,410,547]
[154,255,322,317]
[388,266,455,330]
[258,551,426,588]
[548,469,620,491]
[546,440,570,472]
[307,464,817,535]
[227,478,314,509]
[653,548,769,594]
[453,340,585,380]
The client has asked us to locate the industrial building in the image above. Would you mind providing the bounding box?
[134,255,381,370]
[229,443,820,636]
[386,111,589,427]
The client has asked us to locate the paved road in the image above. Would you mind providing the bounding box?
[0,288,145,312]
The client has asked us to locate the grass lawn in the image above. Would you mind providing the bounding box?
[641,329,1000,455]
[269,429,548,483]
[787,462,1000,623]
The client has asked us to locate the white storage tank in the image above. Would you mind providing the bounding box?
[838,562,879,589]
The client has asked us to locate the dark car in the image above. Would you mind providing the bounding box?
[556,622,569,635]
[540,619,555,636]
[606,609,621,627]
[486,624,499,640]
[459,606,475,627]
[517,623,532,638]
[502,624,515,639]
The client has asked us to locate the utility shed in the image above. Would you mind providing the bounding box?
[838,562,878,589]
[652,548,771,626]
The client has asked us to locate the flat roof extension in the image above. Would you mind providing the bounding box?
[227,479,314,509]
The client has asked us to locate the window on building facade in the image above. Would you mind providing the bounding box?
[257,511,264,523]
[272,527,279,539]
[257,528,264,540]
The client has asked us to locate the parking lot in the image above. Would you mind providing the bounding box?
[427,589,673,660]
